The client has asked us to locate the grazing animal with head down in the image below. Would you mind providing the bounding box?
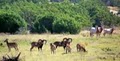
[53,38,72,50]
[76,43,87,52]
[50,43,56,54]
[103,27,114,36]
[30,39,47,51]
[4,39,18,52]
[2,52,21,61]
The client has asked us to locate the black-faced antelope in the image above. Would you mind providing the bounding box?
[50,43,56,54]
[30,39,47,51]
[4,39,18,52]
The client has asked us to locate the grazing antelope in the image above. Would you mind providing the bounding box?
[50,43,56,54]
[76,43,87,52]
[65,43,71,54]
[53,38,72,50]
[103,27,114,36]
[2,52,21,61]
[30,39,47,51]
[4,39,18,52]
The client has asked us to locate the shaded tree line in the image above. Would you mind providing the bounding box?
[0,0,119,34]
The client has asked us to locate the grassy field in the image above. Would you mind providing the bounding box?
[0,29,120,61]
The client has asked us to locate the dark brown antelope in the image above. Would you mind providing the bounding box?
[50,43,56,54]
[2,52,21,61]
[4,39,18,52]
[30,39,47,51]
[103,27,114,36]
[53,38,72,50]
[65,43,71,54]
[76,43,87,52]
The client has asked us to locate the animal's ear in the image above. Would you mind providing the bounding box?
[68,38,72,42]
[63,38,67,41]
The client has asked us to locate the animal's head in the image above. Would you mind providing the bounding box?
[4,39,8,42]
[42,39,47,44]
[50,43,53,46]
[38,39,47,44]
[63,38,72,43]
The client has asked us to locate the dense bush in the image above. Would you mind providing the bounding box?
[53,16,81,34]
[33,15,56,33]
[0,13,27,33]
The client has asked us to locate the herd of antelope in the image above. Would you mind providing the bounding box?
[0,26,115,61]
[3,38,86,53]
[90,26,114,37]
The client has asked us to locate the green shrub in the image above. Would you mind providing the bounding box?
[33,15,56,33]
[53,17,81,34]
[0,13,27,33]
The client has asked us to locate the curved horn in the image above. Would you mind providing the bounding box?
[68,38,72,42]
[63,38,67,41]
[43,40,47,44]
[38,39,42,42]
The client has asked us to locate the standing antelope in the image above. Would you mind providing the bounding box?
[30,39,47,51]
[65,43,71,54]
[90,26,103,37]
[53,38,72,50]
[50,43,56,54]
[103,27,114,36]
[4,39,18,52]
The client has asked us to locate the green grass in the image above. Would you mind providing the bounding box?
[0,33,120,61]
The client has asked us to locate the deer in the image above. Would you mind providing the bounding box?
[50,43,56,54]
[53,38,72,50]
[4,39,18,52]
[30,39,47,51]
[1,52,21,61]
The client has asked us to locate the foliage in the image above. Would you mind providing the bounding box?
[0,0,119,34]
[0,12,27,33]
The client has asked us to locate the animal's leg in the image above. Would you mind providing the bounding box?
[15,46,19,51]
[66,48,68,54]
[103,33,106,36]
[8,47,11,52]
[30,46,34,51]
[63,46,66,50]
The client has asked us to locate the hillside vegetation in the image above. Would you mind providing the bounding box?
[0,0,120,34]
